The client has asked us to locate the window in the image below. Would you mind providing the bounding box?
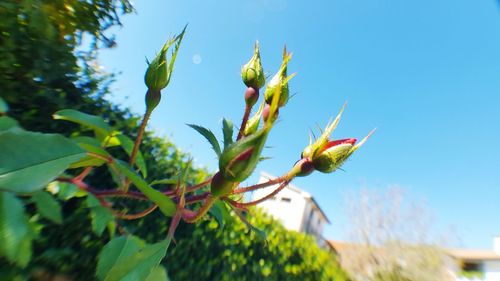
[281,197,291,203]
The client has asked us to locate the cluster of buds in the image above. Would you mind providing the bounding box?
[58,30,374,242]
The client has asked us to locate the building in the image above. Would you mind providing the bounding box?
[327,237,500,281]
[447,237,500,281]
[251,172,329,240]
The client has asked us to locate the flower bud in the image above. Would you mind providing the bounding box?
[245,87,259,107]
[241,41,265,89]
[144,26,186,92]
[210,171,236,197]
[312,139,356,173]
[300,103,375,173]
[219,127,270,182]
[264,47,295,107]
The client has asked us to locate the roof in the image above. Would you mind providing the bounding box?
[327,240,500,262]
[259,172,331,224]
[447,249,500,261]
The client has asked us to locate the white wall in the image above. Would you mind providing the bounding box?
[253,182,307,232]
[484,260,500,281]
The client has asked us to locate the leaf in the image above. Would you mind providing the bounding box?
[97,235,170,281]
[0,192,34,267]
[0,130,86,193]
[209,200,231,229]
[114,160,176,217]
[115,134,147,178]
[0,116,19,131]
[70,141,111,168]
[50,181,87,200]
[187,124,221,157]
[32,191,63,224]
[144,266,169,281]
[86,195,115,236]
[53,109,113,136]
[222,118,234,149]
[0,97,8,114]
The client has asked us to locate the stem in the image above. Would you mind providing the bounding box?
[129,110,152,167]
[163,177,212,196]
[182,195,216,223]
[236,180,291,207]
[237,105,252,140]
[233,175,288,194]
[116,205,158,220]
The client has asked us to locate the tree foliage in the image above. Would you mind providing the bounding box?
[165,209,348,281]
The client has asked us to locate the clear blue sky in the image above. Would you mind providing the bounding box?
[98,0,500,249]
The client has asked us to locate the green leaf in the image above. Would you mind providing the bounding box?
[114,160,176,216]
[70,140,111,168]
[0,130,86,193]
[115,134,147,178]
[53,109,113,136]
[87,195,115,236]
[0,97,8,114]
[0,116,19,131]
[49,181,87,200]
[97,236,170,281]
[144,267,169,281]
[187,124,221,157]
[32,191,63,224]
[0,192,34,267]
[222,118,234,149]
[209,200,231,229]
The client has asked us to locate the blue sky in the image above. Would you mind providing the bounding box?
[98,0,500,249]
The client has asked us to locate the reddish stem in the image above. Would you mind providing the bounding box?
[232,176,288,194]
[234,180,290,207]
[237,105,252,140]
[116,204,158,220]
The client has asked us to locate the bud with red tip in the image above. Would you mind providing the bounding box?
[301,103,375,173]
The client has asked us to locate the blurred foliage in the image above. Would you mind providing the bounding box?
[165,209,349,281]
[0,1,347,280]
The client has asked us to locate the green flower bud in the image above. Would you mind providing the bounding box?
[312,139,356,173]
[144,26,186,92]
[219,127,270,182]
[301,103,375,173]
[210,171,237,197]
[241,41,265,89]
[264,47,295,107]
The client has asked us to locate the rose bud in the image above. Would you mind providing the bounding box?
[301,103,375,173]
[241,41,265,89]
[210,171,237,197]
[264,47,295,107]
[219,126,270,182]
[144,26,186,93]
